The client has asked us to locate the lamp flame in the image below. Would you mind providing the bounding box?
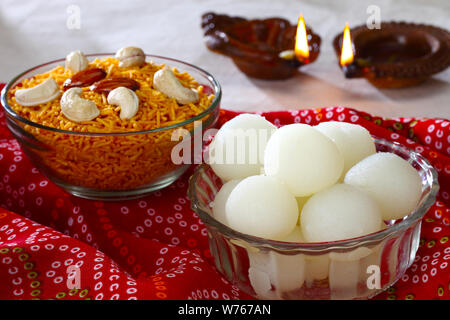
[340,23,354,66]
[295,14,309,61]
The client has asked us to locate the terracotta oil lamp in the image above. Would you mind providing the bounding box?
[333,22,450,88]
[201,12,321,80]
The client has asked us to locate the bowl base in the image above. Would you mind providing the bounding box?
[54,165,190,201]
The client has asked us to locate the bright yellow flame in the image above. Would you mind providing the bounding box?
[340,23,354,66]
[295,14,309,60]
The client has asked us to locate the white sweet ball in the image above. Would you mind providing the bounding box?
[264,124,344,196]
[301,184,382,242]
[344,152,422,220]
[212,179,241,225]
[315,121,376,176]
[276,226,305,242]
[209,114,276,181]
[226,175,298,239]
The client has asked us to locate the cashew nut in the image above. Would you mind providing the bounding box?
[115,46,145,68]
[107,87,139,120]
[65,50,89,73]
[153,67,199,105]
[14,78,61,107]
[60,88,100,122]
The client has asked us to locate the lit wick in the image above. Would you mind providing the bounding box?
[278,14,310,63]
[340,22,354,66]
[295,14,309,62]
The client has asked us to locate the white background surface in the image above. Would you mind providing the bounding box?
[0,0,449,119]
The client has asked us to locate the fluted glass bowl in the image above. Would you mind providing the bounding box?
[188,138,439,300]
[1,54,221,200]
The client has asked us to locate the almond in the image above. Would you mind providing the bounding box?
[90,77,140,94]
[63,68,106,90]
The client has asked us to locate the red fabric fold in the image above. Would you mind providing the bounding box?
[0,83,449,300]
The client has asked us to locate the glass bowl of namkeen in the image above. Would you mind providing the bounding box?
[1,47,221,200]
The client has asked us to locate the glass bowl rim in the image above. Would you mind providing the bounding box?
[188,137,440,251]
[0,53,222,137]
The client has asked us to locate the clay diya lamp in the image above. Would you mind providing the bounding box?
[201,12,321,80]
[333,22,450,88]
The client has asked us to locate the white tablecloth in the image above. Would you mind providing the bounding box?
[0,0,449,119]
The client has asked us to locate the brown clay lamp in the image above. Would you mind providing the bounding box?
[333,22,450,88]
[201,12,321,80]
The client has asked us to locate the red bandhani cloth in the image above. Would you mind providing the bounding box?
[0,82,449,300]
